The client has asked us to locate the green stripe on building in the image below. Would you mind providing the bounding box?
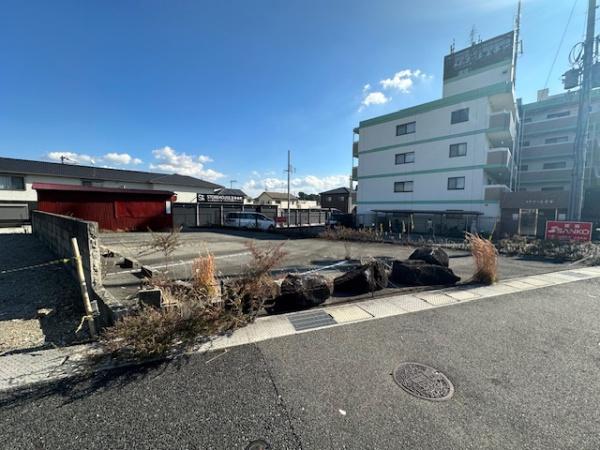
[358,81,512,129]
[357,164,508,180]
[358,127,506,155]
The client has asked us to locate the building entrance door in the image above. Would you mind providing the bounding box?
[518,208,538,236]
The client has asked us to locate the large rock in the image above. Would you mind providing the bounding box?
[408,247,449,267]
[391,260,460,286]
[266,273,332,313]
[333,260,388,295]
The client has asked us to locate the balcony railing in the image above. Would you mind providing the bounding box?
[484,184,510,201]
[352,141,359,158]
[351,166,358,181]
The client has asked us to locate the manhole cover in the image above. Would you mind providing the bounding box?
[245,439,270,450]
[392,362,454,401]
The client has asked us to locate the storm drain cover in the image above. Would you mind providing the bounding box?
[245,439,270,450]
[392,362,454,401]
[288,309,337,331]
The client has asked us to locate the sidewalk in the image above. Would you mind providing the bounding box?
[2,265,600,394]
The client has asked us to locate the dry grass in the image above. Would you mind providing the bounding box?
[466,232,498,285]
[320,226,380,242]
[100,240,287,360]
[192,252,218,298]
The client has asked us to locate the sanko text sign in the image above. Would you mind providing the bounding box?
[197,193,244,203]
[443,31,514,80]
[545,220,593,242]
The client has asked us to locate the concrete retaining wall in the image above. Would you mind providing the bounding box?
[31,211,124,326]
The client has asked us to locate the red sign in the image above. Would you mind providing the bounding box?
[545,220,593,242]
[275,216,287,224]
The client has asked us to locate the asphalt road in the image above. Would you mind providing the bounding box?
[2,277,599,449]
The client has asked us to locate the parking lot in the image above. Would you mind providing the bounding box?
[101,228,570,284]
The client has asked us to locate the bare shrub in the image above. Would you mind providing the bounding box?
[224,241,287,314]
[146,226,182,270]
[466,232,498,285]
[101,241,287,360]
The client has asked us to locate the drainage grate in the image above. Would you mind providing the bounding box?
[392,362,454,401]
[245,439,271,450]
[288,310,337,331]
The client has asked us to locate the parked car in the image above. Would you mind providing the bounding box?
[225,212,275,231]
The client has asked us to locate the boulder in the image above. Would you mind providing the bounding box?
[408,247,449,267]
[266,274,332,313]
[391,260,460,286]
[333,260,388,295]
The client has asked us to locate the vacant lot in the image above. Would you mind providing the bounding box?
[100,229,570,283]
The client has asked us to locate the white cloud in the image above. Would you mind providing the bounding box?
[46,151,96,165]
[380,69,431,93]
[242,174,349,198]
[103,152,142,165]
[360,91,390,110]
[363,83,371,92]
[149,146,224,181]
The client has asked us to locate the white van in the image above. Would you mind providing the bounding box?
[224,212,275,231]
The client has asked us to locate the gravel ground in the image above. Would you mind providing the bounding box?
[0,234,88,353]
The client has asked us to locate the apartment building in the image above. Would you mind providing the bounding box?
[517,88,600,192]
[353,31,518,234]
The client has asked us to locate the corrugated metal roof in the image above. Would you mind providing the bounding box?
[0,157,223,189]
[32,182,174,196]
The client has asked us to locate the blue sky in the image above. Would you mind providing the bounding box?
[0,0,587,196]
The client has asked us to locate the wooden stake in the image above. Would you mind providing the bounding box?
[70,237,97,338]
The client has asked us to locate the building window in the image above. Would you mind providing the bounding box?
[449,143,467,157]
[450,108,469,124]
[447,176,465,190]
[395,152,415,164]
[522,141,530,147]
[545,136,569,144]
[524,117,533,123]
[543,161,567,170]
[394,181,413,192]
[546,111,570,119]
[0,175,25,190]
[396,121,416,136]
[541,186,564,191]
[339,196,345,201]
[520,164,529,171]
[327,196,332,202]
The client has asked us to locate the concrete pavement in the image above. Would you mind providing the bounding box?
[2,271,600,448]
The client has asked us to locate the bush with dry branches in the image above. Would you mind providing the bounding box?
[101,241,287,360]
[466,232,498,285]
[146,226,182,271]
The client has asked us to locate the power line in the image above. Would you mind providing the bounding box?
[544,0,579,88]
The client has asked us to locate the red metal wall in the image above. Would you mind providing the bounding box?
[36,190,174,231]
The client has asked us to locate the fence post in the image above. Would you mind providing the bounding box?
[70,237,97,338]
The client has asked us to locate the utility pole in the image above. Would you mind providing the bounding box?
[284,150,293,228]
[569,0,597,220]
[229,179,237,189]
